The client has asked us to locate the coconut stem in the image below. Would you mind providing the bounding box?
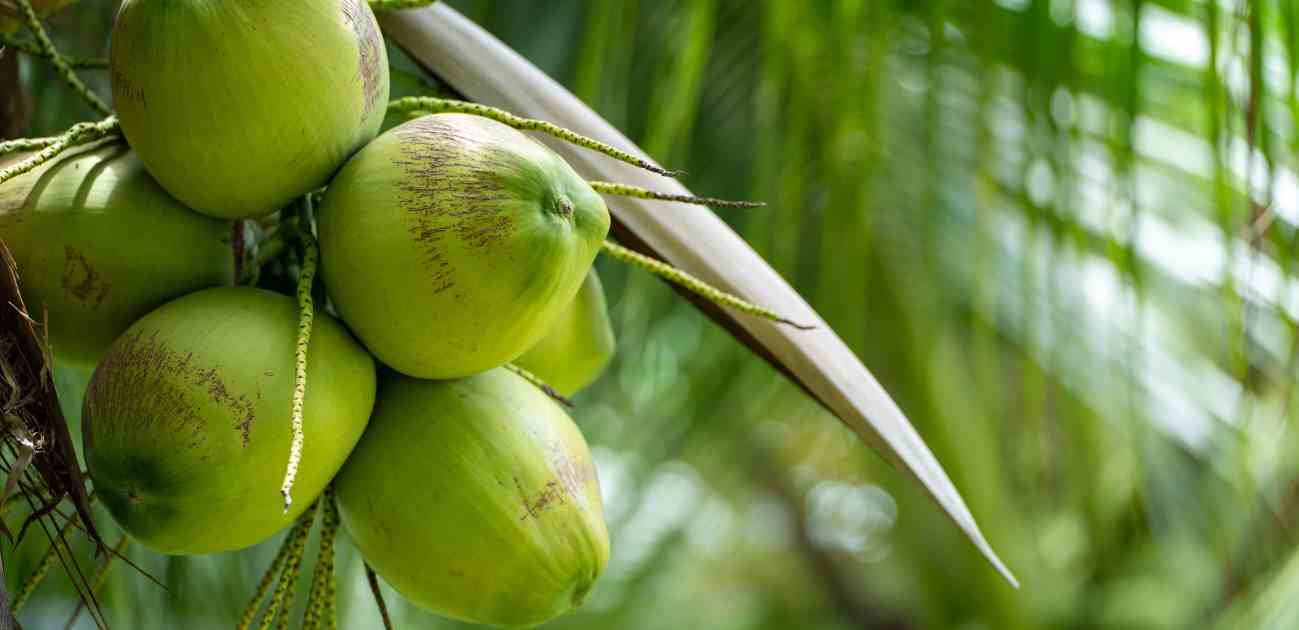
[0,135,56,157]
[280,228,319,512]
[237,533,293,630]
[0,32,108,69]
[0,116,119,187]
[387,97,684,178]
[364,563,394,630]
[14,0,110,116]
[12,553,55,613]
[588,181,765,209]
[302,486,340,630]
[368,0,439,11]
[322,492,340,630]
[11,506,82,614]
[255,499,319,630]
[505,364,574,409]
[11,531,60,613]
[600,240,815,330]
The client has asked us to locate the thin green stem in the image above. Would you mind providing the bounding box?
[237,533,294,630]
[0,117,119,187]
[11,533,59,613]
[15,0,110,115]
[323,489,340,630]
[258,500,319,630]
[387,97,683,177]
[505,364,574,408]
[0,135,57,158]
[280,228,318,511]
[364,563,394,630]
[600,240,814,330]
[588,181,764,208]
[302,486,340,630]
[368,0,439,11]
[11,509,80,614]
[0,32,108,69]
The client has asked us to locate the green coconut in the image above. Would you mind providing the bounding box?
[318,113,610,379]
[336,368,609,628]
[83,287,376,555]
[514,269,616,396]
[0,140,234,369]
[110,0,389,219]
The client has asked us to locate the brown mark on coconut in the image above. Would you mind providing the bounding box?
[517,448,592,522]
[90,329,257,452]
[110,67,146,110]
[62,246,110,308]
[341,0,384,120]
[393,118,517,294]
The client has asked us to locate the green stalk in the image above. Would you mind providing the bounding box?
[0,135,57,157]
[237,537,294,630]
[368,0,438,11]
[587,181,763,208]
[600,240,812,329]
[0,32,108,69]
[387,96,683,177]
[258,500,319,630]
[14,0,110,115]
[0,117,118,187]
[504,364,573,408]
[280,228,319,511]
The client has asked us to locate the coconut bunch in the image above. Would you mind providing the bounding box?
[0,0,799,628]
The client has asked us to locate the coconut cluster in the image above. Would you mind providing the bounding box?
[1,1,616,627]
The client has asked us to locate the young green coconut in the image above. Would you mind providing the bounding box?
[0,140,234,369]
[83,287,376,555]
[514,269,616,396]
[335,368,609,629]
[110,0,389,219]
[317,113,610,379]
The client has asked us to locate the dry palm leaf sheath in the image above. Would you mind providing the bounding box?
[379,4,1016,586]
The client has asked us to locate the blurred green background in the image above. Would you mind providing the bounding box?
[7,0,1299,628]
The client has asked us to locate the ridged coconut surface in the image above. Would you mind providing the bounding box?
[336,368,610,628]
[83,288,376,554]
[318,114,610,379]
[515,269,616,396]
[110,0,389,218]
[0,140,233,368]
